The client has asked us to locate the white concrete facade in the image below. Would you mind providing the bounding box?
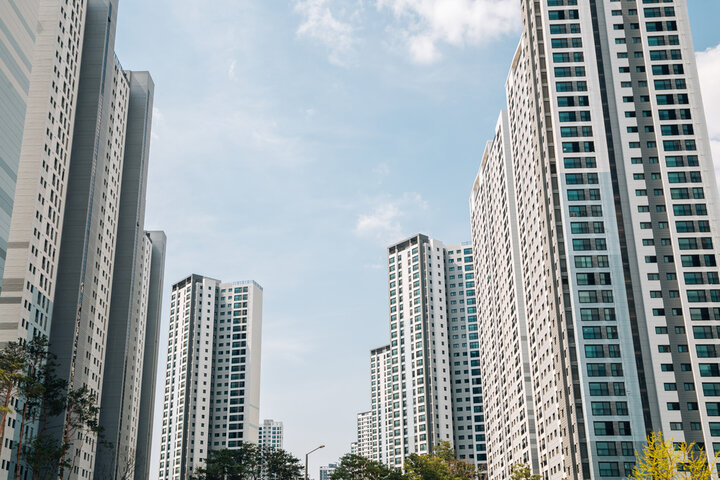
[369,344,391,465]
[356,411,373,459]
[159,275,263,480]
[444,243,485,469]
[471,111,539,479]
[0,0,87,474]
[385,235,454,467]
[259,419,283,451]
[470,1,720,479]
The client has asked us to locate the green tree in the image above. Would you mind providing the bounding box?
[628,431,720,480]
[404,441,479,480]
[331,454,404,480]
[0,341,29,457]
[509,463,541,480]
[263,446,303,480]
[192,444,302,480]
[13,336,59,480]
[0,336,107,480]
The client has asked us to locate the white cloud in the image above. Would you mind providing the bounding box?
[377,0,520,64]
[354,193,428,244]
[696,44,720,187]
[294,0,356,66]
[228,59,237,80]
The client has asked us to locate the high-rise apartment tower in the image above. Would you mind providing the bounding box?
[0,0,87,473]
[258,419,284,451]
[356,411,373,459]
[471,0,720,479]
[381,235,485,469]
[160,275,263,480]
[369,344,392,465]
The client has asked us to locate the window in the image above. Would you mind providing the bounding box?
[599,462,620,477]
[594,421,614,435]
[597,442,617,456]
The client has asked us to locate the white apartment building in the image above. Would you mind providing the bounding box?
[356,411,373,459]
[160,275,263,480]
[319,463,339,480]
[471,112,539,479]
[471,0,720,478]
[385,234,454,466]
[370,344,392,464]
[0,0,87,473]
[378,235,486,469]
[259,419,284,451]
[444,244,485,468]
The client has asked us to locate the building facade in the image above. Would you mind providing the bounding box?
[385,235,454,466]
[319,463,338,480]
[0,1,162,477]
[259,419,284,451]
[94,70,157,480]
[370,235,485,470]
[470,0,720,479]
[356,411,373,459]
[0,0,88,474]
[159,275,263,480]
[369,344,391,465]
[470,112,539,479]
[0,0,38,286]
[444,243,485,467]
[135,230,167,480]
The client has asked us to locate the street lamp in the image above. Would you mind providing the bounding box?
[305,444,325,480]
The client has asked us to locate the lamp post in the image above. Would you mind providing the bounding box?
[305,444,325,480]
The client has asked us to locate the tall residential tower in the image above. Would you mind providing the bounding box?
[0,0,87,473]
[471,0,720,479]
[160,275,263,480]
[378,235,485,469]
[258,419,284,451]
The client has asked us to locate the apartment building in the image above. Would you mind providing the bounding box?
[356,411,373,459]
[259,419,284,451]
[159,275,263,480]
[470,0,720,478]
[369,344,392,464]
[0,0,87,473]
[371,235,485,470]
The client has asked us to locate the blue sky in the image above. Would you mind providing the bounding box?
[112,0,720,477]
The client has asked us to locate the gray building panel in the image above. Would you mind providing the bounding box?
[51,0,122,380]
[95,70,155,479]
[49,0,131,477]
[136,230,166,480]
[0,0,37,290]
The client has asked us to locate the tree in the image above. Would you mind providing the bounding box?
[13,336,60,480]
[263,446,303,480]
[509,463,541,480]
[192,444,302,480]
[332,453,404,480]
[628,431,720,480]
[58,385,105,479]
[404,441,479,480]
[0,341,29,457]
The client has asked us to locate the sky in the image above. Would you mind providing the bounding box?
[111,0,720,478]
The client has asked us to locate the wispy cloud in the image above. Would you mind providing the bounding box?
[377,0,520,64]
[294,0,357,66]
[354,193,428,244]
[696,43,720,186]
